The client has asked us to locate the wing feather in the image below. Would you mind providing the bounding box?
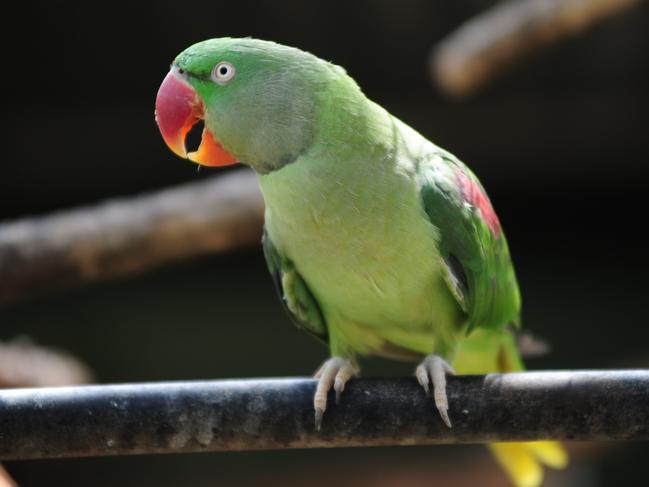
[418,152,521,332]
[262,229,328,343]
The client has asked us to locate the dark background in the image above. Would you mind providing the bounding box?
[2,1,648,485]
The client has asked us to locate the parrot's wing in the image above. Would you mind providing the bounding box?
[262,229,328,343]
[418,151,521,332]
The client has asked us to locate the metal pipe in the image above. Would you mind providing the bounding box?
[0,371,647,460]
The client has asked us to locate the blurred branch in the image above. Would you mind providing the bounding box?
[0,337,93,388]
[0,338,94,487]
[0,170,264,306]
[432,0,644,98]
[0,468,16,487]
[1,370,647,460]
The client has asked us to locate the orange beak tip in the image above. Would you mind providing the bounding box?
[187,128,238,167]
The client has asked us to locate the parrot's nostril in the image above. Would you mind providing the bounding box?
[185,120,204,154]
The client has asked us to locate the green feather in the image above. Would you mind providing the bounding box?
[262,230,327,343]
[418,151,521,332]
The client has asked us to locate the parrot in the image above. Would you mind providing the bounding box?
[155,38,568,487]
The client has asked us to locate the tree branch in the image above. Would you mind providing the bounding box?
[0,170,264,306]
[0,371,647,460]
[432,0,644,98]
[0,337,93,388]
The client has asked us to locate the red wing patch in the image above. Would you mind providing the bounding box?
[456,171,502,238]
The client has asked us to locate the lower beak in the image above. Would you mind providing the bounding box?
[155,69,237,167]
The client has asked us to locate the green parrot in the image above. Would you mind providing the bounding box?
[155,38,567,487]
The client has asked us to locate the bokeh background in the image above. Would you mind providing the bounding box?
[2,1,648,485]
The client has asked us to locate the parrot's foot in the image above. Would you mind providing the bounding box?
[415,354,455,428]
[313,357,358,431]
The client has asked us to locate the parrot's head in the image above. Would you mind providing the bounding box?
[155,38,346,174]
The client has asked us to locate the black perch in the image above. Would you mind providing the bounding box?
[0,370,648,460]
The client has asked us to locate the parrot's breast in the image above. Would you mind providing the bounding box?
[258,122,464,358]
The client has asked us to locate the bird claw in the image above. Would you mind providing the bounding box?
[415,354,455,428]
[313,357,358,430]
[334,378,345,404]
[314,407,324,431]
[416,366,430,395]
[438,406,452,429]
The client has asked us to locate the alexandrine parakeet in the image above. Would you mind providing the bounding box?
[155,38,567,487]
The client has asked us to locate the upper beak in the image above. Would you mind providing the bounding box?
[155,68,237,166]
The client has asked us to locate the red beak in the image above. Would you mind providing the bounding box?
[155,68,237,167]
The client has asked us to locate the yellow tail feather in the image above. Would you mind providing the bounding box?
[453,329,570,486]
[489,441,568,487]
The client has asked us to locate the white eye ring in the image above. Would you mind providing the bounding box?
[211,61,236,84]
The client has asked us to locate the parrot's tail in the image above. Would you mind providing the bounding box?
[489,441,568,487]
[452,328,569,487]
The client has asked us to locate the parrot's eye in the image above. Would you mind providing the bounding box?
[211,61,236,85]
